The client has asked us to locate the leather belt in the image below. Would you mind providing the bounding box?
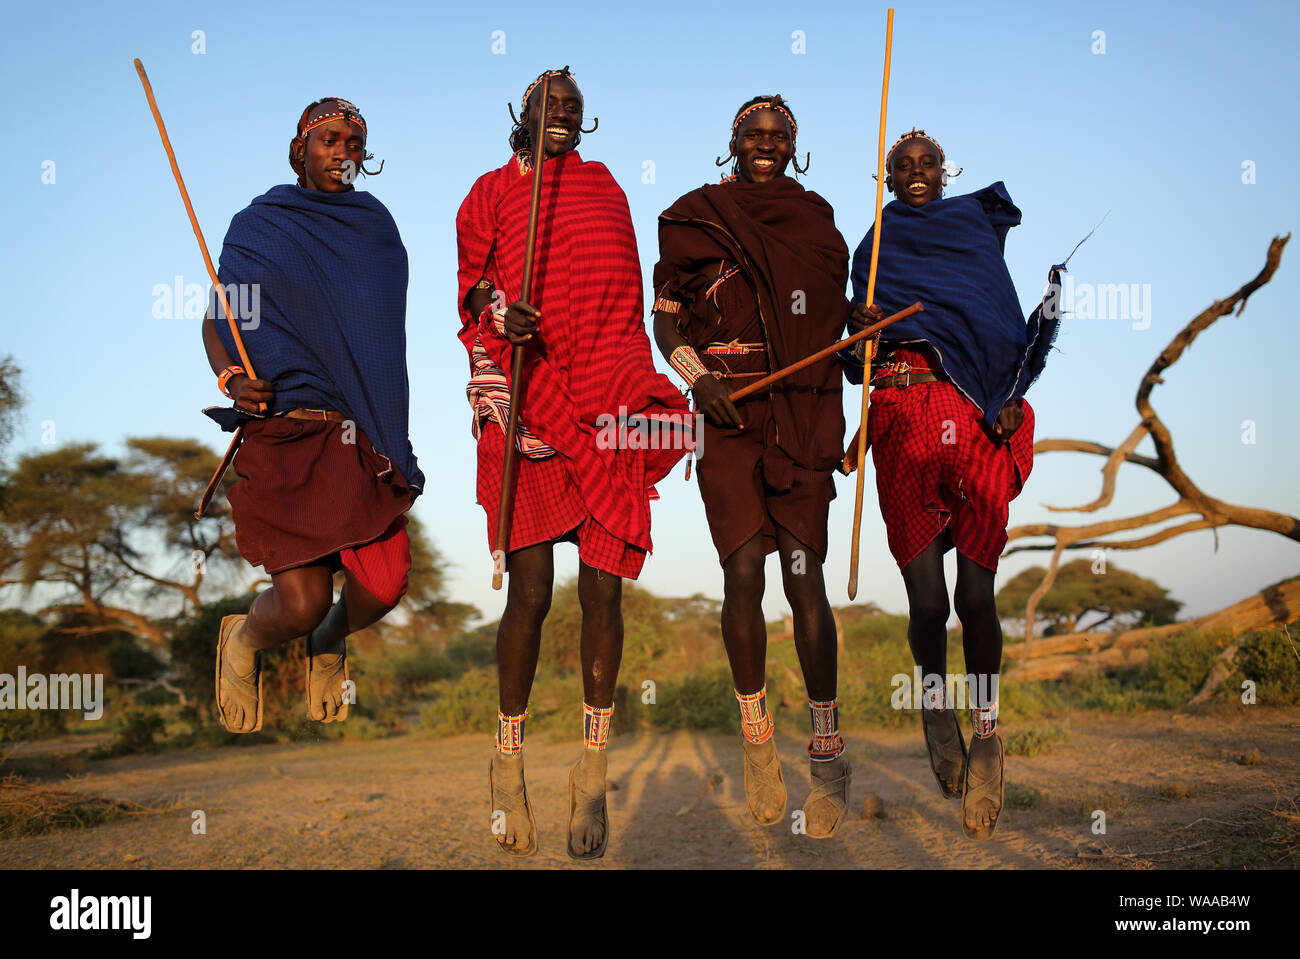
[871,371,940,390]
[280,408,348,422]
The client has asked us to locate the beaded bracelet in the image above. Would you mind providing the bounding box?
[670,345,709,386]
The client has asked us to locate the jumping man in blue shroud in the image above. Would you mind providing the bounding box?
[202,99,423,733]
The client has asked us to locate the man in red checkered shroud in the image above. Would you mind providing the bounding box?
[844,129,1059,840]
[456,67,689,860]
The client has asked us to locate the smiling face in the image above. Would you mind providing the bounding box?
[527,75,583,157]
[292,118,366,193]
[888,138,944,207]
[733,108,794,183]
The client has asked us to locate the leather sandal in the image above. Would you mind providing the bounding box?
[804,756,852,839]
[962,733,1005,840]
[215,614,262,733]
[567,759,610,860]
[741,738,787,827]
[489,755,538,857]
[922,706,967,800]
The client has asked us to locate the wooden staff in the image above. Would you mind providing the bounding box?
[133,58,262,519]
[493,74,552,590]
[728,302,921,403]
[847,9,895,601]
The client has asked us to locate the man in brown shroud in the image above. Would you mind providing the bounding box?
[652,95,853,838]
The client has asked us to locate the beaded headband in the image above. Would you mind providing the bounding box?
[297,98,367,139]
[731,98,797,141]
[521,67,581,112]
[884,128,963,183]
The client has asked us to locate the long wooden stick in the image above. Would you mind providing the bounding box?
[848,9,894,601]
[728,302,921,403]
[493,75,552,590]
[133,58,260,519]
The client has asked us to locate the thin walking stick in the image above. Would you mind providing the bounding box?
[493,74,552,590]
[133,58,262,519]
[728,302,921,403]
[848,9,894,601]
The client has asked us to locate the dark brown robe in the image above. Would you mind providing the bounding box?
[654,176,850,561]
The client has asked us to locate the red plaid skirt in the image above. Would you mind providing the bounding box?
[475,426,649,580]
[868,349,1034,571]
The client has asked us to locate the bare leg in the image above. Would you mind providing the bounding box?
[901,536,966,798]
[496,542,555,714]
[491,541,554,854]
[720,534,785,825]
[775,526,849,837]
[219,565,333,732]
[774,526,836,701]
[720,534,768,693]
[307,570,398,721]
[955,552,1004,837]
[570,561,623,857]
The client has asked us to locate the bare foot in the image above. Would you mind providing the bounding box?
[568,750,609,858]
[962,733,1004,840]
[489,751,537,855]
[306,631,348,723]
[217,615,261,734]
[741,738,787,826]
[804,755,851,838]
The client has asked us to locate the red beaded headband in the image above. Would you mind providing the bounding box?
[887,128,944,165]
[298,98,367,139]
[731,100,797,141]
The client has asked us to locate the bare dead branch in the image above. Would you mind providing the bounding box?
[1039,425,1154,512]
[1006,234,1296,633]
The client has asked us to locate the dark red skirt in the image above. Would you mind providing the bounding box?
[695,393,836,564]
[227,417,413,575]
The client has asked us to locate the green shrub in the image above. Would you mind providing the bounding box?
[1236,627,1300,706]
[89,707,165,758]
[1004,724,1070,757]
[649,668,737,732]
[417,667,497,737]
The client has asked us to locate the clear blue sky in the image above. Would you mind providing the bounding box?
[5,0,1298,628]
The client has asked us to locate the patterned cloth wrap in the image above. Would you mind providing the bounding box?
[867,344,1035,571]
[455,150,689,579]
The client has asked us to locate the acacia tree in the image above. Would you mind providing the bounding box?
[0,438,241,645]
[996,559,1182,636]
[1006,235,1297,643]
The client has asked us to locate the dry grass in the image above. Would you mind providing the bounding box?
[0,773,171,839]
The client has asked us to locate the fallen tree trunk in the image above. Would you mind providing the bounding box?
[1004,578,1300,681]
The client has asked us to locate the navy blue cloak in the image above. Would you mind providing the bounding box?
[849,182,1058,428]
[205,184,423,493]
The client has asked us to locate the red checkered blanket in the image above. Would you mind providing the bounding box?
[456,152,689,569]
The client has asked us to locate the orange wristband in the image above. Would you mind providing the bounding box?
[217,366,245,399]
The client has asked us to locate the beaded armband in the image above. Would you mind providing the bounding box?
[670,345,709,387]
[653,296,682,314]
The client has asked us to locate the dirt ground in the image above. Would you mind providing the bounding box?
[4,709,1297,869]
